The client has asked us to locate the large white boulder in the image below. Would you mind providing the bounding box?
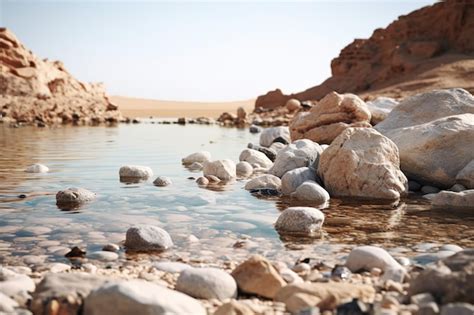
[275,207,325,235]
[239,149,273,169]
[318,127,408,200]
[260,126,290,147]
[281,167,318,195]
[203,159,236,181]
[244,174,281,191]
[269,139,323,178]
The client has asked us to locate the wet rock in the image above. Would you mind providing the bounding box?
[366,96,399,125]
[231,255,286,299]
[281,167,318,195]
[249,188,281,197]
[244,174,281,191]
[424,190,474,208]
[154,261,192,273]
[182,151,211,164]
[119,165,153,179]
[290,92,371,144]
[153,176,172,187]
[56,187,96,206]
[0,292,18,313]
[196,176,209,186]
[205,175,221,183]
[269,139,323,178]
[87,251,118,261]
[65,246,86,258]
[291,181,330,204]
[440,303,474,315]
[176,267,237,300]
[286,98,302,112]
[203,159,236,181]
[25,163,49,173]
[318,128,408,200]
[275,282,375,313]
[275,207,325,236]
[236,161,253,178]
[0,267,35,297]
[421,185,440,194]
[84,279,206,315]
[260,126,290,147]
[102,243,119,252]
[214,300,254,315]
[456,160,474,189]
[125,225,173,252]
[188,161,203,171]
[239,149,273,169]
[331,265,352,280]
[249,125,262,133]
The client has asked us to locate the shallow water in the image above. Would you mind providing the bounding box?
[0,123,473,266]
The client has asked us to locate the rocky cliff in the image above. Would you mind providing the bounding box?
[0,28,121,126]
[255,0,474,110]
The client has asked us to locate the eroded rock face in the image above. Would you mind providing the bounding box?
[290,92,371,144]
[318,127,408,200]
[0,28,121,126]
[269,140,322,178]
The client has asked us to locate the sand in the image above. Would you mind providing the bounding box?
[110,96,255,119]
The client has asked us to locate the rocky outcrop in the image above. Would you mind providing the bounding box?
[289,92,371,144]
[255,0,474,110]
[0,28,121,126]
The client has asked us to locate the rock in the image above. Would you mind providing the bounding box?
[440,244,463,252]
[275,207,325,235]
[84,279,206,315]
[0,292,18,312]
[188,162,203,171]
[456,160,474,189]
[214,300,254,315]
[249,125,262,133]
[205,175,221,183]
[196,176,209,186]
[366,97,399,125]
[124,225,173,252]
[102,243,119,252]
[260,126,290,147]
[450,183,466,192]
[119,165,153,180]
[56,187,96,205]
[424,190,474,208]
[175,267,237,300]
[65,246,86,258]
[286,98,302,112]
[279,268,304,284]
[289,92,371,144]
[269,139,323,178]
[153,176,172,187]
[411,293,435,306]
[376,112,474,188]
[409,180,422,191]
[87,251,119,261]
[237,106,247,120]
[291,181,330,204]
[236,161,253,178]
[418,302,440,315]
[244,174,281,191]
[421,185,440,194]
[440,303,474,315]
[154,261,192,273]
[413,251,457,265]
[274,282,375,313]
[182,151,211,164]
[249,188,281,197]
[231,255,286,299]
[337,299,371,315]
[203,159,236,181]
[0,267,35,297]
[318,127,408,200]
[239,149,273,169]
[247,144,277,162]
[346,246,405,282]
[270,142,286,152]
[281,167,318,195]
[31,273,106,315]
[331,265,352,280]
[48,263,71,273]
[25,163,49,173]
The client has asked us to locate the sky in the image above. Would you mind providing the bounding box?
[1,0,434,101]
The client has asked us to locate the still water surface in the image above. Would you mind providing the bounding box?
[0,123,473,265]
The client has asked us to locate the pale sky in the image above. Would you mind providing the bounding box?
[1,0,434,101]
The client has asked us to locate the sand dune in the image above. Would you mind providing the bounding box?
[110,96,255,119]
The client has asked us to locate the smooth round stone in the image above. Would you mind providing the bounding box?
[102,243,120,252]
[153,176,172,187]
[88,251,119,261]
[291,181,330,204]
[188,162,203,171]
[345,246,404,278]
[25,163,49,173]
[119,165,153,179]
[414,243,439,252]
[175,267,237,300]
[187,235,199,243]
[439,244,463,252]
[449,184,466,192]
[125,225,173,252]
[413,251,456,265]
[244,174,281,190]
[182,151,211,164]
[56,187,96,204]
[395,257,411,267]
[196,177,209,186]
[421,185,440,194]
[275,207,325,235]
[154,261,192,273]
[236,161,253,178]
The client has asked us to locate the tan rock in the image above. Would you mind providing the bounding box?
[237,106,247,120]
[289,92,371,144]
[214,300,254,315]
[318,127,408,200]
[231,255,286,299]
[286,98,302,112]
[275,282,375,313]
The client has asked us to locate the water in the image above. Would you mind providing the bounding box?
[0,123,473,266]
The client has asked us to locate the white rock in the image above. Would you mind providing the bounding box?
[88,251,119,261]
[153,176,172,187]
[84,279,206,315]
[56,187,96,205]
[424,190,474,208]
[125,225,173,251]
[279,268,303,284]
[48,263,71,273]
[0,292,18,313]
[236,161,253,178]
[366,97,399,124]
[154,262,192,273]
[456,160,474,189]
[0,267,35,297]
[244,174,281,191]
[25,163,49,173]
[275,207,325,235]
[269,142,286,152]
[203,159,236,181]
[175,268,237,300]
[239,149,273,169]
[188,162,204,171]
[260,126,290,147]
[281,167,317,195]
[291,181,330,204]
[119,165,153,179]
[182,151,211,164]
[269,139,323,178]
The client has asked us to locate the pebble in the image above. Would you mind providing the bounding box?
[119,165,153,179]
[196,176,209,186]
[154,261,192,273]
[153,176,172,187]
[125,225,173,251]
[102,243,120,252]
[87,251,119,261]
[25,163,49,173]
[176,267,237,300]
